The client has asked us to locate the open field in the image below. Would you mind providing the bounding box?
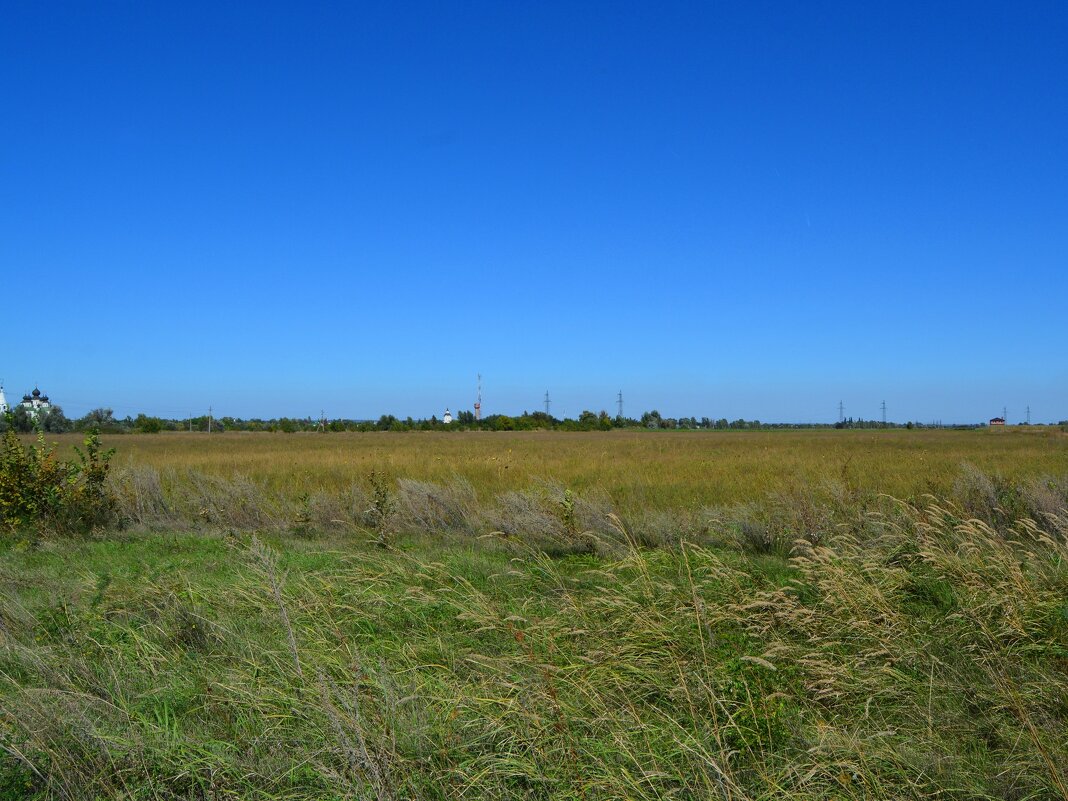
[41,426,1068,512]
[2,428,1067,799]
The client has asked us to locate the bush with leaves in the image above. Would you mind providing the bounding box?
[366,469,397,544]
[0,421,117,536]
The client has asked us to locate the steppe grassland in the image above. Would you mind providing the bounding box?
[2,427,1067,798]
[46,426,1068,511]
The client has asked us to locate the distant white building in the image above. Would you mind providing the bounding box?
[19,387,52,419]
[0,382,7,414]
[442,408,453,424]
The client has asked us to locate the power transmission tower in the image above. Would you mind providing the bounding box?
[881,400,887,426]
[544,390,551,416]
[617,390,623,419]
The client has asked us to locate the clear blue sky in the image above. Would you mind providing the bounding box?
[2,2,1065,423]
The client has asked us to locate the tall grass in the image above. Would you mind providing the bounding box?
[105,455,1068,549]
[1,465,1066,798]
[36,427,1068,511]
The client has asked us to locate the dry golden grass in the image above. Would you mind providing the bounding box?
[44,426,1068,511]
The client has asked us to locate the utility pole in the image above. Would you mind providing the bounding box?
[881,400,887,426]
[617,390,623,419]
[207,406,212,434]
[544,390,551,417]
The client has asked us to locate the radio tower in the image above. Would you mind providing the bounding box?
[881,400,887,426]
[617,390,623,419]
[474,374,482,422]
[544,390,551,416]
[838,400,844,423]
[1026,405,1031,425]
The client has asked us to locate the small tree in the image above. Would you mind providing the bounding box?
[578,410,598,429]
[40,406,72,433]
[76,408,120,433]
[11,405,33,433]
[134,413,163,433]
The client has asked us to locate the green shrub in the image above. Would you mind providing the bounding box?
[366,469,397,544]
[0,423,117,536]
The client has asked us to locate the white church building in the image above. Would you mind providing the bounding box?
[19,387,53,418]
[0,382,6,414]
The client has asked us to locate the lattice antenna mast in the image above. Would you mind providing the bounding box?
[544,390,551,417]
[617,390,623,419]
[1026,405,1031,425]
[881,400,887,426]
[474,374,482,422]
[838,400,844,423]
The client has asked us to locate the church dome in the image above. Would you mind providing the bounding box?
[31,388,40,397]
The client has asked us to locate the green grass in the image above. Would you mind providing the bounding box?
[2,492,1067,799]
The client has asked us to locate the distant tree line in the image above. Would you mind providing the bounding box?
[0,407,172,435]
[0,405,72,434]
[2,406,1025,435]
